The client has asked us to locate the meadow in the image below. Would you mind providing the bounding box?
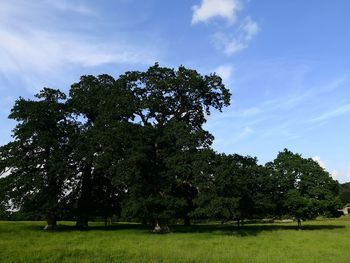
[1,218,350,263]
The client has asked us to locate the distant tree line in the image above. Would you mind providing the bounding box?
[0,64,342,231]
[339,183,350,205]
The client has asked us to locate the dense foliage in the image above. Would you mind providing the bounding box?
[339,183,350,205]
[0,64,341,230]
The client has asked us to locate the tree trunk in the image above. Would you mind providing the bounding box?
[104,216,112,227]
[153,219,170,233]
[297,218,302,229]
[237,219,241,228]
[76,215,89,230]
[76,162,92,230]
[184,216,191,226]
[44,213,57,231]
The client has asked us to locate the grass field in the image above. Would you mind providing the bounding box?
[1,218,350,263]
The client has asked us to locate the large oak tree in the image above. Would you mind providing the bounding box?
[119,64,231,231]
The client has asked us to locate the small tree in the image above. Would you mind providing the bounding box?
[0,88,73,230]
[266,149,342,228]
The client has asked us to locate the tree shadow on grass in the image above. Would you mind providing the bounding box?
[171,223,346,237]
[22,221,346,236]
[24,222,150,232]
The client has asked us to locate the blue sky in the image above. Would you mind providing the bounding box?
[1,0,350,182]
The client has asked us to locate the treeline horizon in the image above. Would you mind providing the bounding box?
[0,64,342,231]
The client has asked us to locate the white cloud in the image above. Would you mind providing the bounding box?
[312,156,339,180]
[192,0,242,24]
[192,1,258,56]
[347,167,350,181]
[312,156,326,169]
[214,64,234,83]
[331,170,339,180]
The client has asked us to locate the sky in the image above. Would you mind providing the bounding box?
[1,0,350,182]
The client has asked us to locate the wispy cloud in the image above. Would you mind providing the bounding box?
[322,75,347,92]
[191,0,242,24]
[0,28,156,72]
[206,59,350,164]
[0,1,160,92]
[213,16,259,55]
[309,103,350,123]
[239,126,254,138]
[242,16,259,40]
[216,106,262,120]
[45,0,96,16]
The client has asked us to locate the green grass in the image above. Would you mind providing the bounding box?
[1,218,350,263]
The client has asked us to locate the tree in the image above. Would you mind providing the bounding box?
[119,64,231,232]
[266,149,342,228]
[194,153,270,226]
[0,88,73,230]
[68,74,135,229]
